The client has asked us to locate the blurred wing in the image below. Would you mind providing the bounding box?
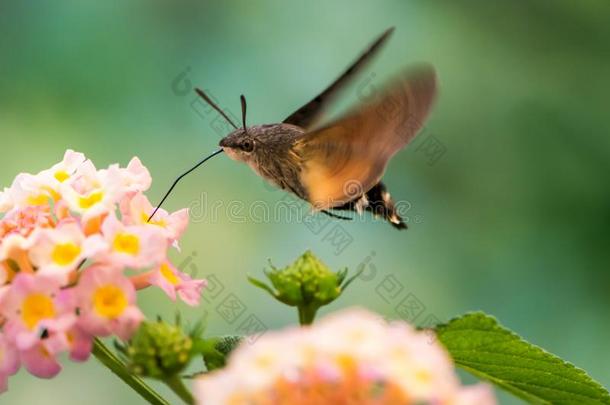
[297,65,437,209]
[283,27,394,130]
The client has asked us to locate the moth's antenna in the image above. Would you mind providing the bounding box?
[148,149,224,222]
[240,94,247,131]
[194,88,238,130]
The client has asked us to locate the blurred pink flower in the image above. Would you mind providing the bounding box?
[196,308,497,405]
[455,384,498,405]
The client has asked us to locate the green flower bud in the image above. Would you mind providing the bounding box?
[248,250,361,325]
[121,320,194,379]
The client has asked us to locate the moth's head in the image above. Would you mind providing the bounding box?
[219,124,300,164]
[219,126,273,163]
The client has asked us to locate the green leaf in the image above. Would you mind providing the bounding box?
[247,275,277,298]
[340,266,363,291]
[198,335,244,372]
[436,312,610,405]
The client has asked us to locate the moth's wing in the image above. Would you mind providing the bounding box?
[296,64,437,210]
[283,27,394,130]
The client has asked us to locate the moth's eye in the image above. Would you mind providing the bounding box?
[241,139,254,152]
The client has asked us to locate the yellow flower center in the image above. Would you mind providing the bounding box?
[43,186,61,201]
[78,191,104,209]
[93,285,128,318]
[415,369,432,384]
[25,186,60,205]
[27,193,49,206]
[38,344,52,359]
[54,170,70,182]
[336,353,358,374]
[22,293,56,330]
[113,233,140,255]
[51,242,81,266]
[140,212,166,227]
[160,263,179,285]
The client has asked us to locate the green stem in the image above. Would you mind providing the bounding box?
[92,339,171,405]
[298,305,318,326]
[165,375,195,405]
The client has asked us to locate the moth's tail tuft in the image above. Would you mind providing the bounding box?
[365,182,407,230]
[331,181,408,230]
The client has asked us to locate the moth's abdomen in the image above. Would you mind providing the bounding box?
[334,182,407,230]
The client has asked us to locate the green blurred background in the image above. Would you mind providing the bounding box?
[1,1,609,403]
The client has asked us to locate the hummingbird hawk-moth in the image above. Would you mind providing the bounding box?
[151,27,437,229]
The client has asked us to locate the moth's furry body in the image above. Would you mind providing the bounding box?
[221,123,407,229]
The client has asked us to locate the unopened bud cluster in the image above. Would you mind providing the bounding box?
[123,320,194,379]
[249,250,360,324]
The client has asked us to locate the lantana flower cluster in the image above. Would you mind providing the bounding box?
[0,150,205,393]
[196,309,497,405]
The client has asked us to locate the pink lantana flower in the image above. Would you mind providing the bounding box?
[65,326,94,362]
[19,341,63,378]
[149,261,206,306]
[0,333,20,393]
[75,265,144,340]
[0,150,196,391]
[0,234,28,264]
[0,233,35,279]
[36,288,94,363]
[0,205,54,240]
[121,193,189,245]
[0,150,85,214]
[96,214,167,269]
[5,173,58,210]
[104,157,151,195]
[0,265,8,287]
[27,221,105,283]
[39,149,86,189]
[0,187,14,213]
[60,160,123,223]
[0,274,76,352]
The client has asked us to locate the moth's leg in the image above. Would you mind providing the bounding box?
[320,210,353,221]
